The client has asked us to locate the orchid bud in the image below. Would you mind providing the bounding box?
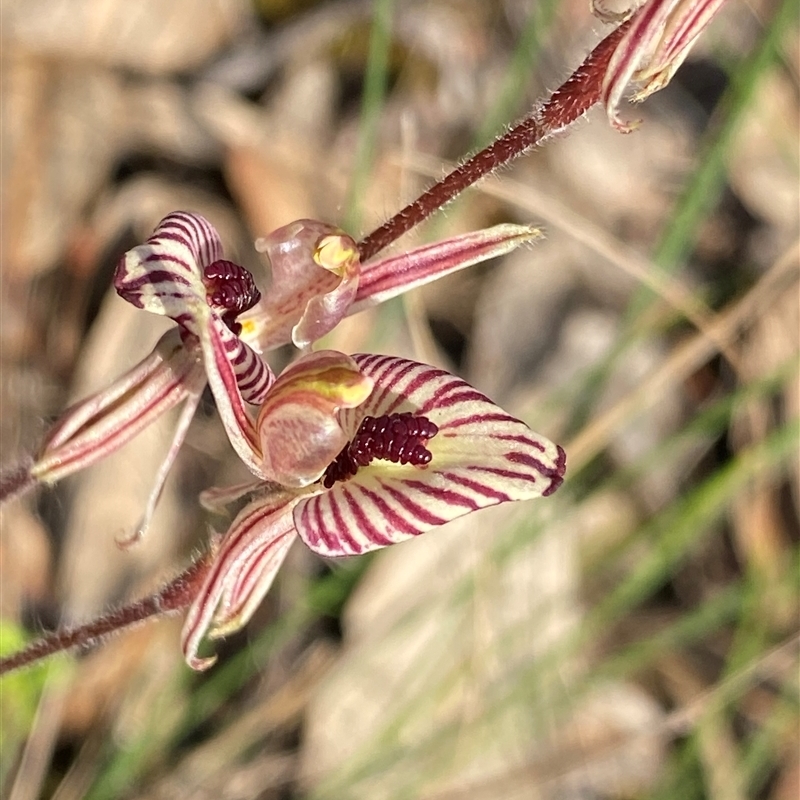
[598,0,729,131]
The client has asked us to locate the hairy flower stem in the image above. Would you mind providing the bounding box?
[0,554,212,676]
[357,19,631,263]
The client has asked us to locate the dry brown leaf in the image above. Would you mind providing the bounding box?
[124,82,221,165]
[1,52,125,279]
[7,0,251,75]
[468,240,581,398]
[225,144,316,238]
[300,497,664,799]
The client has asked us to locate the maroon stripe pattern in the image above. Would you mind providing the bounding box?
[182,490,299,670]
[352,224,541,314]
[294,354,566,556]
[600,0,728,131]
[32,330,202,485]
[114,212,275,476]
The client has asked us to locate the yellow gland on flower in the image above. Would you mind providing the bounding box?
[313,233,360,276]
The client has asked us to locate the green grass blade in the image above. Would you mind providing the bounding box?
[343,0,394,234]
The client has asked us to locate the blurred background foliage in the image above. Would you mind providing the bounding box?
[0,1,798,798]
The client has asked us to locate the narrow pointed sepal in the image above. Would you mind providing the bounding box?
[629,0,728,101]
[600,0,728,131]
[352,224,543,313]
[31,330,203,486]
[181,490,299,670]
[295,354,566,556]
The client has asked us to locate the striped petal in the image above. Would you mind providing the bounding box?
[295,354,566,556]
[30,330,208,541]
[32,329,203,485]
[240,220,360,352]
[630,0,727,100]
[600,0,727,131]
[114,212,274,477]
[601,0,670,132]
[181,488,300,670]
[351,225,543,314]
[114,211,222,326]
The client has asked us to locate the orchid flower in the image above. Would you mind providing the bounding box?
[182,350,566,669]
[2,212,540,534]
[18,212,271,544]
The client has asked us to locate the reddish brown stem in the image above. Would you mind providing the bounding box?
[0,553,212,676]
[357,20,630,263]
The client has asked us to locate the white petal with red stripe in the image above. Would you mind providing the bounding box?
[181,489,299,670]
[115,211,221,326]
[295,354,566,556]
[114,212,274,476]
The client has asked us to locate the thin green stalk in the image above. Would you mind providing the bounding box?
[343,0,394,234]
[647,0,797,280]
[741,690,799,797]
[588,418,799,630]
[473,0,559,147]
[596,584,743,679]
[652,739,706,800]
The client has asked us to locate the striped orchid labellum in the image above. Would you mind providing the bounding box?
[182,352,566,669]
